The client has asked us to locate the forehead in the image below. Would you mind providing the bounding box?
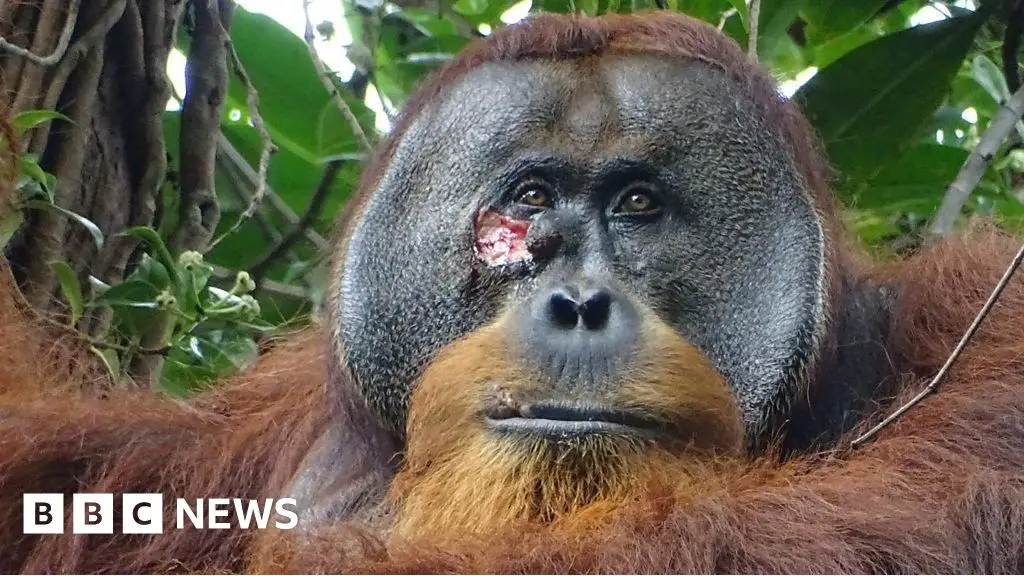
[408,53,773,162]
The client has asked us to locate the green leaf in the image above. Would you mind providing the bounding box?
[848,144,976,245]
[537,0,575,13]
[970,54,1010,104]
[967,55,1024,140]
[49,260,84,326]
[120,226,179,284]
[18,155,54,200]
[857,144,969,208]
[89,346,122,384]
[725,0,748,27]
[755,0,808,59]
[160,330,259,396]
[131,253,172,291]
[205,285,244,308]
[24,199,105,249]
[800,0,889,39]
[0,211,24,251]
[454,0,489,16]
[13,109,72,135]
[224,8,375,162]
[91,280,160,308]
[88,275,111,299]
[675,0,731,23]
[397,9,465,37]
[806,23,885,70]
[795,12,985,184]
[95,280,164,338]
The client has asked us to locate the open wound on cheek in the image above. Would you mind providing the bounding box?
[474,210,532,267]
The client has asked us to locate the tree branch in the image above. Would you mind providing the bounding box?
[928,84,1024,238]
[851,240,1024,448]
[748,0,761,59]
[171,0,234,254]
[27,0,128,156]
[0,0,81,66]
[249,160,342,284]
[215,133,329,251]
[207,32,277,251]
[1004,0,1024,93]
[302,0,374,154]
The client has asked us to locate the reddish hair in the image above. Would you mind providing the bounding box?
[336,11,835,239]
[2,11,1022,575]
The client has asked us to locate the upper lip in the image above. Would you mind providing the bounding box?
[484,402,658,436]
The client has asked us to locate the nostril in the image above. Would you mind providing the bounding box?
[578,290,612,330]
[548,290,580,330]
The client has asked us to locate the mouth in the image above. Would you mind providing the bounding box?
[484,402,659,438]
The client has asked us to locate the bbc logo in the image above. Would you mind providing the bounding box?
[24,493,299,534]
[24,493,163,535]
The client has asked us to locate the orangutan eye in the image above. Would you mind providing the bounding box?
[515,184,553,208]
[613,188,661,215]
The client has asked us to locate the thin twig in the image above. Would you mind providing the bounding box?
[1003,0,1024,93]
[302,0,374,153]
[748,0,761,59]
[0,264,170,357]
[215,133,330,251]
[851,240,1024,448]
[208,38,277,251]
[249,160,342,283]
[373,82,397,123]
[211,265,310,300]
[215,150,288,244]
[28,0,128,155]
[0,0,81,66]
[929,84,1024,238]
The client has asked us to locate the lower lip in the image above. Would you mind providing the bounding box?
[485,416,637,437]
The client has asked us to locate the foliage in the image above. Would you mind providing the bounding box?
[201,0,1024,258]
[3,110,274,393]
[8,0,1024,393]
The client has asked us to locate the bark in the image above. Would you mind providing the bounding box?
[0,0,255,393]
[2,0,187,320]
[128,0,235,389]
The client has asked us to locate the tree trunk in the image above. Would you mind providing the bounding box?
[1,0,187,318]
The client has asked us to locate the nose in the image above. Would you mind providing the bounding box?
[547,287,613,331]
[531,281,639,344]
[521,281,640,384]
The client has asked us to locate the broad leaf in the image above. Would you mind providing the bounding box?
[796,12,985,185]
[675,0,732,24]
[226,8,375,161]
[120,226,179,284]
[49,260,84,326]
[91,280,161,308]
[801,0,889,40]
[756,0,808,59]
[0,211,24,250]
[13,109,72,134]
[454,0,489,16]
[25,199,105,249]
[858,144,969,208]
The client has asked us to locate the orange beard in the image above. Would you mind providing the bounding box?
[389,317,744,541]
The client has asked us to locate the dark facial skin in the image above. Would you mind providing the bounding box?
[338,54,829,441]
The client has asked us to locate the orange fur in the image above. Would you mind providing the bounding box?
[391,316,741,540]
[2,11,1024,575]
[0,293,330,572]
[247,230,1024,574]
